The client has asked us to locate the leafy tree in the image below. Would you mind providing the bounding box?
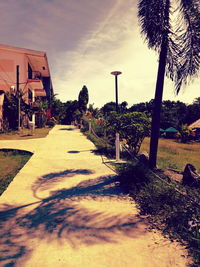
[138,0,200,168]
[129,100,154,118]
[180,124,190,143]
[119,101,128,113]
[101,102,116,117]
[160,100,187,129]
[101,101,128,117]
[106,112,150,154]
[88,104,101,118]
[185,101,200,125]
[78,85,89,113]
[51,98,66,123]
[63,100,80,125]
[34,99,49,128]
[3,91,32,130]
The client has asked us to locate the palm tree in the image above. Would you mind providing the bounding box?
[138,0,200,168]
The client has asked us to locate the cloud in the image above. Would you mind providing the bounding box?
[52,0,158,105]
[0,0,115,52]
[52,0,199,107]
[0,0,199,107]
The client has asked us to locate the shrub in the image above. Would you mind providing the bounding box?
[180,124,191,143]
[82,117,107,137]
[46,120,56,128]
[85,132,115,158]
[35,112,46,128]
[106,112,151,154]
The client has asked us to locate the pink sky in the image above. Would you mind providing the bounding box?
[0,0,199,107]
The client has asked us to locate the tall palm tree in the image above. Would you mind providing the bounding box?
[138,0,200,168]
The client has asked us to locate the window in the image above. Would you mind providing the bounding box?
[28,63,32,79]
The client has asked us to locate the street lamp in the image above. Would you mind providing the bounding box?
[111,71,122,161]
[111,71,122,113]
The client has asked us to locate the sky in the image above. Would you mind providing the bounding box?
[0,0,199,107]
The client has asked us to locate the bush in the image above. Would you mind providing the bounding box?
[106,112,150,154]
[85,132,115,158]
[35,112,46,128]
[46,120,56,128]
[82,117,107,137]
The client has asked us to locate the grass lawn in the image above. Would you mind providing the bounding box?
[0,127,52,140]
[0,149,32,195]
[140,137,200,172]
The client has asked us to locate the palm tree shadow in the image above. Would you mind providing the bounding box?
[59,128,74,131]
[32,169,94,198]
[0,173,147,266]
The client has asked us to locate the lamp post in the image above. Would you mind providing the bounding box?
[111,71,122,161]
[111,71,122,113]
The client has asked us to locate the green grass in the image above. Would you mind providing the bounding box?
[140,138,200,172]
[0,149,32,195]
[0,127,52,140]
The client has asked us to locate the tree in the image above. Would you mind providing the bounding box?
[51,98,66,123]
[101,101,128,117]
[160,100,187,129]
[78,85,89,113]
[3,91,32,130]
[88,104,100,118]
[119,101,128,113]
[101,102,117,117]
[185,101,200,125]
[63,100,80,125]
[138,0,200,168]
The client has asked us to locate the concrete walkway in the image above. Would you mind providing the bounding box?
[0,125,189,267]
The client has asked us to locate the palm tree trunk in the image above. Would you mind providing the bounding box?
[149,39,168,169]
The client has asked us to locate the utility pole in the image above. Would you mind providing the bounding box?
[16,65,20,131]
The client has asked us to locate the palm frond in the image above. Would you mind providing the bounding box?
[138,0,171,51]
[164,0,200,94]
[138,0,200,94]
[173,0,200,93]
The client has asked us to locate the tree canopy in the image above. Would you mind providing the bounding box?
[78,85,89,113]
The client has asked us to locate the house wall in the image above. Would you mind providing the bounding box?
[0,50,30,101]
[0,50,27,91]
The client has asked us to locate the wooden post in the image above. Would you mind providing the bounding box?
[16,65,21,131]
[89,120,92,134]
[115,133,120,161]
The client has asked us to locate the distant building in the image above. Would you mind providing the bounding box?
[188,119,200,138]
[0,44,53,130]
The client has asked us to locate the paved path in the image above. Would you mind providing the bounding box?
[0,125,189,267]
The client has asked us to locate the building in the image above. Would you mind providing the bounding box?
[188,119,200,138]
[0,44,53,130]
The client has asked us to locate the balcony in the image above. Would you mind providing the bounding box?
[28,71,43,90]
[32,71,42,80]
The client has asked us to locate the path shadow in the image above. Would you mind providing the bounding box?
[59,128,74,131]
[32,169,94,197]
[67,150,96,154]
[0,174,147,266]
